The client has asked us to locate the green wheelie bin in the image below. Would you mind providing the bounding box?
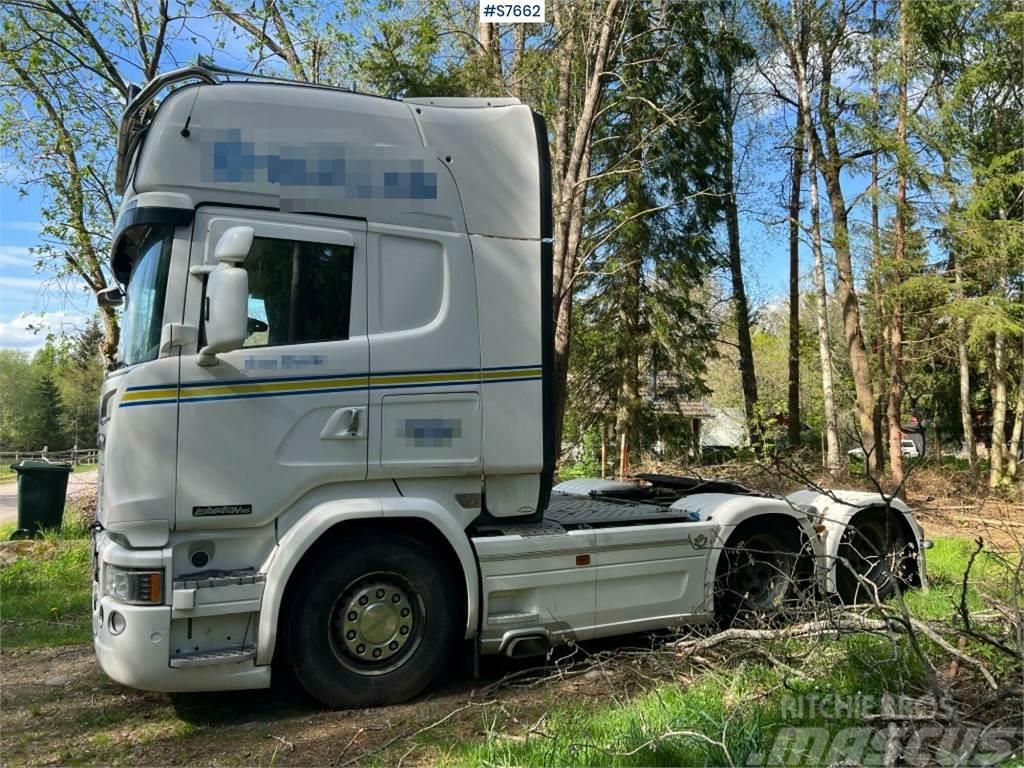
[9,460,72,539]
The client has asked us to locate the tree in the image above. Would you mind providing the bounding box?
[714,2,759,433]
[58,317,104,448]
[942,0,1024,486]
[0,1,195,365]
[33,371,65,450]
[761,0,842,471]
[569,1,724,471]
[763,0,881,472]
[787,99,804,447]
[0,350,39,451]
[885,0,911,487]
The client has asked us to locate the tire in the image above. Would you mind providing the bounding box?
[715,524,800,627]
[287,532,457,708]
[835,509,908,604]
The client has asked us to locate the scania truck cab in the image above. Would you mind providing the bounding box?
[93,65,928,708]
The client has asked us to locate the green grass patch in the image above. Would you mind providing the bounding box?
[438,646,927,767]
[0,527,93,648]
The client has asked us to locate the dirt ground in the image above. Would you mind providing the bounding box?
[0,642,634,767]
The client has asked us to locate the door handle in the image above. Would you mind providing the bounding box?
[321,407,366,440]
[344,408,360,436]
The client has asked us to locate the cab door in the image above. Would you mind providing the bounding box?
[175,208,368,530]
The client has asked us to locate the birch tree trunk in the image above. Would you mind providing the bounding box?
[787,103,803,448]
[955,275,978,473]
[869,0,887,467]
[550,0,623,454]
[989,322,1008,486]
[887,0,909,488]
[785,0,840,472]
[1005,345,1023,481]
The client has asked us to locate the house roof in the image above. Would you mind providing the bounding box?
[653,398,715,418]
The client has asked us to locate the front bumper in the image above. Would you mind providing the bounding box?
[92,533,270,693]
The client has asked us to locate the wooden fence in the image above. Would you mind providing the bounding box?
[0,447,99,475]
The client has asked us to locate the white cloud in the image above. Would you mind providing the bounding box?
[0,245,35,268]
[0,275,43,291]
[0,311,91,350]
[4,221,43,233]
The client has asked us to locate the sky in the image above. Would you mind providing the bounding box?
[0,9,834,355]
[0,181,97,351]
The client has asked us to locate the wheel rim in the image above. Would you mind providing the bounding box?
[726,533,796,614]
[328,572,424,675]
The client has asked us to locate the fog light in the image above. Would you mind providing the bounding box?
[109,611,126,635]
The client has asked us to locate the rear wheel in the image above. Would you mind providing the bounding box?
[715,524,800,626]
[287,532,457,708]
[836,509,909,604]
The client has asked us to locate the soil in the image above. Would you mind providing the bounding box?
[0,642,638,767]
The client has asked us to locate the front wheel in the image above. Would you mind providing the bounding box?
[287,532,457,708]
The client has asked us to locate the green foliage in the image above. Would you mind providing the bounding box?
[0,322,103,451]
[0,535,93,648]
[566,2,725,462]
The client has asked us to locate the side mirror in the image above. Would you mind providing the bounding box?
[198,227,252,366]
[214,226,254,264]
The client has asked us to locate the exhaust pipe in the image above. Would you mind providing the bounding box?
[504,634,550,659]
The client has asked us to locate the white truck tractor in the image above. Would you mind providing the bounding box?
[92,65,928,708]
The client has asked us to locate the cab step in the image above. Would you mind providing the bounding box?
[169,645,256,668]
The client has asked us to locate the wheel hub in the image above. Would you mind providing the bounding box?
[333,581,415,664]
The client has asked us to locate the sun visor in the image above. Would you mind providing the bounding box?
[110,205,194,284]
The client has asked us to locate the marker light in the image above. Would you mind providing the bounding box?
[104,566,163,605]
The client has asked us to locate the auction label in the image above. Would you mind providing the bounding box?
[480,1,544,22]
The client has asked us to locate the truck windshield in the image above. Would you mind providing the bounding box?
[118,226,173,367]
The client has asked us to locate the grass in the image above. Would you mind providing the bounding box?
[0,503,93,649]
[0,462,97,484]
[425,636,932,767]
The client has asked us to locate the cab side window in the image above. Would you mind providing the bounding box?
[242,237,354,347]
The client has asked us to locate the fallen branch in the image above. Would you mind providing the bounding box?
[674,613,999,690]
[673,615,895,655]
[335,699,497,767]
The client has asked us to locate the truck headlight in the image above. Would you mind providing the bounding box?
[103,565,163,605]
